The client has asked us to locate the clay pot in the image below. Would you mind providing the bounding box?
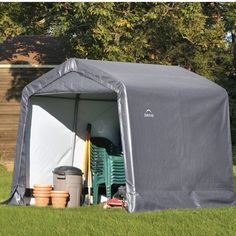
[33,193,51,207]
[33,184,52,207]
[51,191,69,209]
[33,192,51,197]
[33,184,52,191]
[34,187,52,192]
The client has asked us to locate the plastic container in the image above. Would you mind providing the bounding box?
[53,166,83,208]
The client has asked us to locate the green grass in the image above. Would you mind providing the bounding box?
[0,165,12,201]
[1,165,236,236]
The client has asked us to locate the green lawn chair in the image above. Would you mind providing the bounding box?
[90,144,107,204]
[105,155,125,199]
[90,138,125,203]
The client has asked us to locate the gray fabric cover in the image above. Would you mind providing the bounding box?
[9,58,235,212]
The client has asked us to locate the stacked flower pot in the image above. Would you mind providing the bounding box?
[51,191,69,208]
[33,184,69,208]
[33,184,52,207]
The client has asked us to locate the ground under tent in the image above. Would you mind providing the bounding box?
[9,59,236,212]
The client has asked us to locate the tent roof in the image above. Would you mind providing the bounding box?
[26,58,225,98]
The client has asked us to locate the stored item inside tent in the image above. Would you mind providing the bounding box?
[8,59,236,212]
[90,136,125,204]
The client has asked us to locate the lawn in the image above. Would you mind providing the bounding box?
[1,165,236,236]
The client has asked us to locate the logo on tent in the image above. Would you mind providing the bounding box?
[144,109,154,118]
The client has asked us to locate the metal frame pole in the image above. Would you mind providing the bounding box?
[71,94,80,165]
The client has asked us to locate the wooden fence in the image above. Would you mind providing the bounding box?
[0,67,50,161]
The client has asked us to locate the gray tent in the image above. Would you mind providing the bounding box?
[9,58,235,212]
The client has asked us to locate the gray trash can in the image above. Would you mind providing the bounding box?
[53,166,83,208]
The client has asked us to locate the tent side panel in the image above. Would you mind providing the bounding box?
[126,85,235,212]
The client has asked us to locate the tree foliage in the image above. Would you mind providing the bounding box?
[0,3,24,42]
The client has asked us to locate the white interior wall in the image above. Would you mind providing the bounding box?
[27,97,76,188]
[27,96,120,188]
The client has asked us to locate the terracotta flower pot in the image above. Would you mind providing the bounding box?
[33,193,51,207]
[33,184,52,207]
[33,192,51,197]
[51,191,69,209]
[34,187,52,192]
[33,184,52,191]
